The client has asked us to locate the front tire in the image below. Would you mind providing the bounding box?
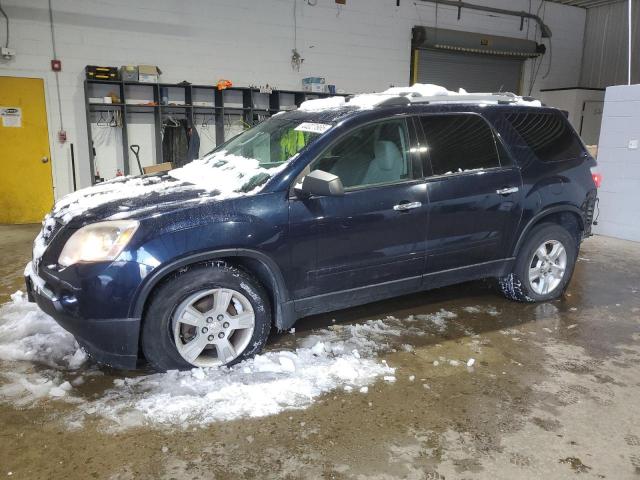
[499,223,578,302]
[141,262,271,372]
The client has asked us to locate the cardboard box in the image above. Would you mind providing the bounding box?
[143,162,173,174]
[138,65,160,83]
[302,76,326,93]
[302,77,325,85]
[120,65,138,82]
[303,83,326,93]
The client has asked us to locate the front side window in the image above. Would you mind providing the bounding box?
[505,112,584,163]
[419,114,501,176]
[311,118,411,189]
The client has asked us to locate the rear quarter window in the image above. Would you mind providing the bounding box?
[505,111,585,163]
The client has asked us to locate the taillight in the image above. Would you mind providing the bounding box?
[592,172,602,188]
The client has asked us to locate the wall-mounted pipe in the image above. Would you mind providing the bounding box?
[416,0,553,38]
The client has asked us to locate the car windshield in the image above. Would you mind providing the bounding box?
[168,114,334,194]
[213,115,330,168]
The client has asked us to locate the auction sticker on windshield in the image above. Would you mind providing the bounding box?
[294,122,332,134]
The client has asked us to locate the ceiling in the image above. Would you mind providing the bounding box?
[546,0,626,8]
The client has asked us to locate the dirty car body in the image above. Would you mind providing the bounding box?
[26,98,598,370]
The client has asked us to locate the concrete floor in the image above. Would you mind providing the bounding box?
[0,224,639,479]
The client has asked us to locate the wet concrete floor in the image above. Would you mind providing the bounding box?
[0,224,639,479]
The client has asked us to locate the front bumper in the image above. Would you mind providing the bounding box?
[25,262,141,369]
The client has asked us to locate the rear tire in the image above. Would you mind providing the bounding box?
[499,223,578,302]
[141,261,271,372]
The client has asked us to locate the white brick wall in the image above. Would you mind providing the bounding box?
[0,0,586,199]
[593,84,640,242]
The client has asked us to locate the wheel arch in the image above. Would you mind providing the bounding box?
[512,205,584,257]
[130,249,296,331]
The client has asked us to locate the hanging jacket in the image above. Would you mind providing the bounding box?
[163,118,200,168]
[186,125,200,164]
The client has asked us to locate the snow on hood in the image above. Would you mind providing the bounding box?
[298,83,542,111]
[49,151,288,225]
[51,174,192,224]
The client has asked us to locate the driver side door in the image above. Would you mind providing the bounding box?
[288,117,428,314]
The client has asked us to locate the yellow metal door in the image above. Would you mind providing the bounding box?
[0,76,54,224]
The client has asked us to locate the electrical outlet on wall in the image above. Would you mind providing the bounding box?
[628,139,638,150]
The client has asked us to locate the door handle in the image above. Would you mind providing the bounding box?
[41,157,49,164]
[496,186,519,195]
[393,201,422,211]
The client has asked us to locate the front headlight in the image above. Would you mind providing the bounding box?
[58,220,139,267]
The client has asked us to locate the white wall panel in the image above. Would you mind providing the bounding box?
[593,84,640,242]
[0,0,586,199]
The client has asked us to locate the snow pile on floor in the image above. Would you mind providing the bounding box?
[463,306,482,314]
[84,343,393,428]
[412,309,458,333]
[0,292,86,405]
[298,317,411,356]
[85,310,473,429]
[0,291,398,428]
[1,292,489,429]
[0,292,84,368]
[81,319,416,429]
[463,305,500,316]
[299,83,541,112]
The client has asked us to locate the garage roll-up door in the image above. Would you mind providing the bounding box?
[415,49,523,94]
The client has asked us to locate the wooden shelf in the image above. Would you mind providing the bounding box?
[89,102,123,107]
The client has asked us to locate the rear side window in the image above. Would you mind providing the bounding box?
[419,115,501,176]
[505,112,584,163]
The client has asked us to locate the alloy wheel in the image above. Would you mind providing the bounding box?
[528,239,567,295]
[172,288,255,367]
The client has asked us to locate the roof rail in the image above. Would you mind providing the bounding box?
[340,90,538,110]
[407,92,520,105]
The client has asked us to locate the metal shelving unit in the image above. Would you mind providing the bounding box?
[84,79,345,183]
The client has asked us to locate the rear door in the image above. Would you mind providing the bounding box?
[288,117,428,302]
[417,113,523,273]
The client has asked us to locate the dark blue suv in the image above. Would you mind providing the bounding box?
[26,90,598,371]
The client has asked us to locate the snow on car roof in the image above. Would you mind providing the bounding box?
[298,83,542,111]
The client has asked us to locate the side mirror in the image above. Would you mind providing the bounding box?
[295,169,344,198]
